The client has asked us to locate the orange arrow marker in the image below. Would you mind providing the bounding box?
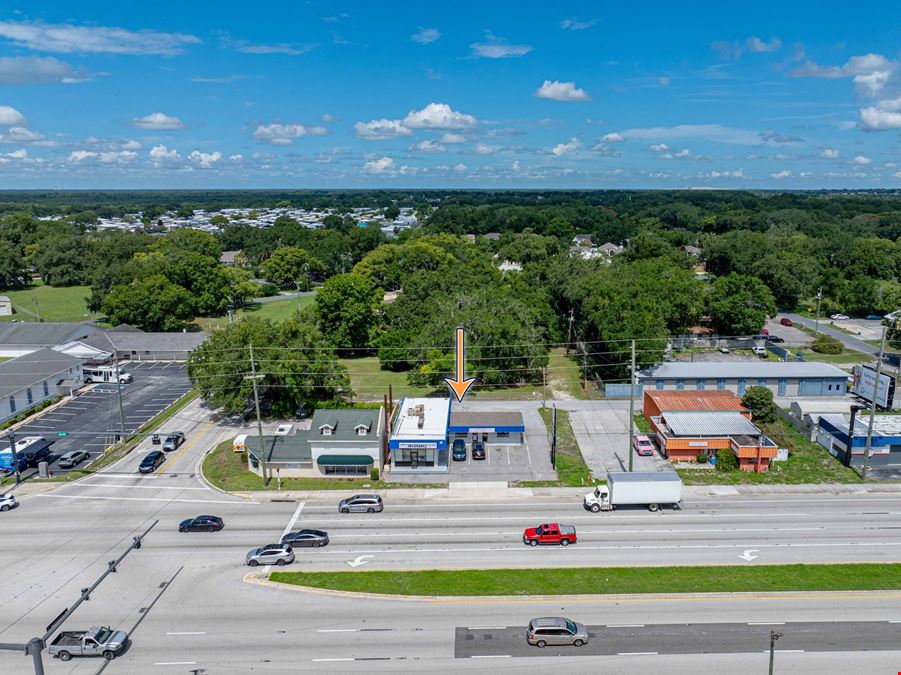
[444,326,476,402]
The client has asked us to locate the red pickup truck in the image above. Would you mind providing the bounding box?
[522,523,577,546]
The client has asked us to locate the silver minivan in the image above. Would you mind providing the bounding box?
[526,617,589,648]
[246,543,294,567]
[338,494,384,513]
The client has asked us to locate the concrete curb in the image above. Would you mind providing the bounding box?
[244,573,901,604]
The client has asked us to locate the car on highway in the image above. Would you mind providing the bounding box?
[526,617,589,648]
[452,439,467,461]
[281,529,329,547]
[338,494,384,513]
[779,317,794,326]
[831,313,849,320]
[0,493,18,512]
[633,435,655,457]
[471,441,486,460]
[765,335,785,344]
[178,515,224,533]
[522,523,577,546]
[58,450,90,468]
[138,450,164,474]
[246,543,294,567]
[161,432,185,452]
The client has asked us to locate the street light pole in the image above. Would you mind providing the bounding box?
[768,629,783,675]
[814,287,822,334]
[862,325,886,481]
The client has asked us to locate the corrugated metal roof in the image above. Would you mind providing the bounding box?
[662,411,760,437]
[645,390,747,413]
[639,361,850,380]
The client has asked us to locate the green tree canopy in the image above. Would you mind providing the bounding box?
[102,274,194,331]
[707,273,777,335]
[260,247,325,289]
[741,385,778,424]
[314,273,382,349]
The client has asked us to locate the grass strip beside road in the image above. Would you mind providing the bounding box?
[271,563,901,597]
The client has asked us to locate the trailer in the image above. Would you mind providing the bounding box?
[584,472,683,512]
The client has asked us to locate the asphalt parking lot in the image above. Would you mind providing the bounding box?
[9,361,191,477]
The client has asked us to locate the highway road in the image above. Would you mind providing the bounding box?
[784,313,879,356]
[2,401,901,672]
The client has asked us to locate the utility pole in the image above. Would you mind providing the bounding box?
[768,629,783,675]
[248,344,267,485]
[542,366,547,407]
[566,309,575,355]
[813,287,822,334]
[628,339,636,472]
[113,352,126,443]
[862,325,886,481]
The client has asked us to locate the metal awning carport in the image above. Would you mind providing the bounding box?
[316,455,373,466]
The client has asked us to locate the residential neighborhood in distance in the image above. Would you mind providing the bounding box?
[2,2,901,673]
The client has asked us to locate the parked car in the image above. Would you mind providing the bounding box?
[138,450,164,474]
[522,523,577,546]
[58,450,90,468]
[339,494,384,513]
[161,432,185,452]
[246,543,294,567]
[281,529,329,547]
[760,328,769,335]
[765,335,785,344]
[866,314,883,320]
[526,617,589,648]
[118,372,133,384]
[294,405,311,419]
[452,439,467,461]
[633,435,655,457]
[178,515,224,533]
[752,346,768,358]
[831,313,849,320]
[779,317,794,326]
[48,626,129,662]
[718,346,730,354]
[471,442,486,460]
[0,493,18,512]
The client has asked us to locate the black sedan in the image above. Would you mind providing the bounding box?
[472,442,486,460]
[280,529,329,548]
[178,515,225,533]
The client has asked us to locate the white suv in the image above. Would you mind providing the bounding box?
[0,493,18,512]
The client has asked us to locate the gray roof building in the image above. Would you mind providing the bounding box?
[448,411,525,430]
[0,322,101,353]
[0,348,85,398]
[245,434,312,463]
[311,408,380,441]
[639,361,849,381]
[79,329,208,360]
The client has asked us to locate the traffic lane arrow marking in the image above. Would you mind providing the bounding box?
[347,555,375,567]
[444,326,476,402]
[739,549,760,561]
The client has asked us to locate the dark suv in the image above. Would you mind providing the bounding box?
[138,450,164,473]
[452,439,467,461]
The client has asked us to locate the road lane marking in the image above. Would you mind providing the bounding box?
[157,419,215,474]
[297,513,818,523]
[37,493,256,505]
[282,501,306,537]
[470,655,511,658]
[317,629,357,633]
[313,658,354,662]
[468,626,507,630]
[748,622,785,625]
[324,527,827,538]
[166,632,206,635]
[618,652,658,656]
[68,483,210,491]
[607,624,645,628]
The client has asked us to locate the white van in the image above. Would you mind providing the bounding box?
[232,434,248,453]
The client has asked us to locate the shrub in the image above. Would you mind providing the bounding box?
[370,467,380,481]
[696,452,708,464]
[716,449,739,471]
[812,334,842,354]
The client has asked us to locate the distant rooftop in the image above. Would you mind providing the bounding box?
[639,361,849,380]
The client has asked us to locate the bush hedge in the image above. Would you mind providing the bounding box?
[812,334,843,354]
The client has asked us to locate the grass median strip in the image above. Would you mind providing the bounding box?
[270,564,901,596]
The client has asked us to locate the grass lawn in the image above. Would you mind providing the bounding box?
[339,356,440,401]
[796,350,872,365]
[270,563,901,596]
[517,407,592,488]
[201,439,444,491]
[0,283,98,323]
[194,295,315,331]
[678,417,862,485]
[633,414,653,434]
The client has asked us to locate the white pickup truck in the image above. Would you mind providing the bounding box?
[49,625,129,661]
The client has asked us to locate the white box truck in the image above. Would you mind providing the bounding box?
[584,472,683,513]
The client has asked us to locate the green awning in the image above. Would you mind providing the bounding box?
[316,454,373,466]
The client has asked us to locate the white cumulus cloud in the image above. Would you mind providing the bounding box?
[770,169,791,179]
[100,150,137,163]
[149,144,180,164]
[552,137,581,156]
[0,105,26,126]
[860,105,901,131]
[410,139,445,153]
[252,123,327,145]
[820,147,839,159]
[354,119,412,140]
[601,132,624,142]
[363,156,395,174]
[132,112,184,130]
[649,143,670,152]
[746,36,782,53]
[853,155,871,165]
[535,80,591,102]
[0,20,200,55]
[189,150,222,168]
[411,27,441,44]
[440,132,466,144]
[0,56,90,84]
[403,103,477,129]
[470,32,532,59]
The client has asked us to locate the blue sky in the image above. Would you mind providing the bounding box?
[0,1,898,189]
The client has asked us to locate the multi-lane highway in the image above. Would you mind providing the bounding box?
[2,400,901,673]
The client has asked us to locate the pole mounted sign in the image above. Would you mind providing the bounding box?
[444,326,477,402]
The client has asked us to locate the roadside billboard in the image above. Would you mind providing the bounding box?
[852,364,897,409]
